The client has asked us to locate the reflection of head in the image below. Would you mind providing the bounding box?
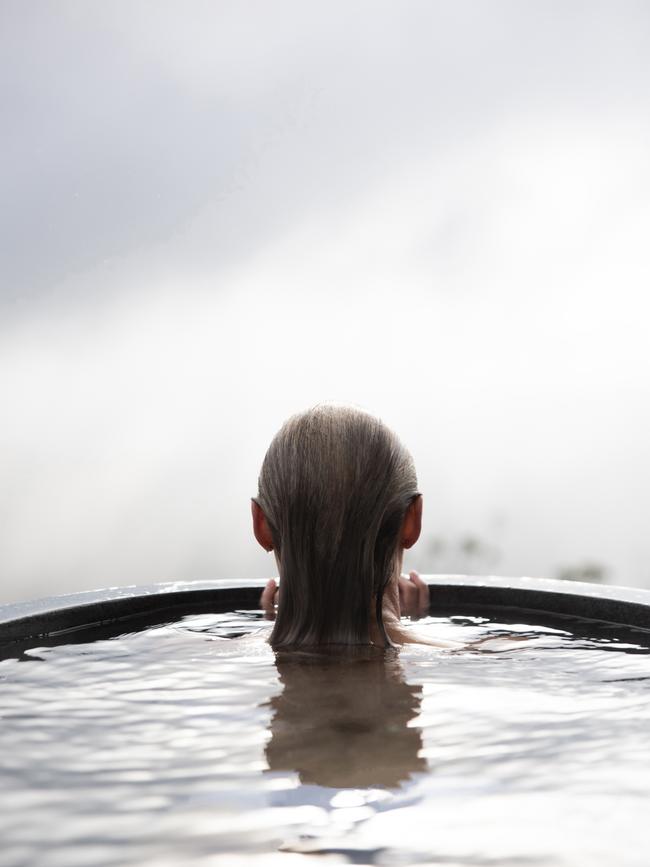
[264,648,426,789]
[254,402,420,648]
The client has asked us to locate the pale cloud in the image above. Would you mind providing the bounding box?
[1,2,650,600]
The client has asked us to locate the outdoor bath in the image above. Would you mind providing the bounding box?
[4,3,650,864]
[1,574,650,867]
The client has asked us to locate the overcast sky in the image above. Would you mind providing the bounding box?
[2,1,650,603]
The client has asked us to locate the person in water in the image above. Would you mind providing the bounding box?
[251,402,472,650]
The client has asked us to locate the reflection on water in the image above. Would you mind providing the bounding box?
[0,612,649,866]
[265,649,426,788]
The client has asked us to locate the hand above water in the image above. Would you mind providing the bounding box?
[260,577,280,620]
[397,570,430,619]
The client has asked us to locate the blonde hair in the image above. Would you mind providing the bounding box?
[254,402,419,647]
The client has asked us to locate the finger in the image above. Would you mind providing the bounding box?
[398,576,415,602]
[259,578,275,608]
[398,576,417,615]
[409,570,429,615]
[260,578,278,618]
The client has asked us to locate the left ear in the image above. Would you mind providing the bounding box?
[401,494,422,549]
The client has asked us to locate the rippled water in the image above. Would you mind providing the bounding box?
[1,611,650,867]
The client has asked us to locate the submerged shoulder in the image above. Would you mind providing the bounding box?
[387,622,465,650]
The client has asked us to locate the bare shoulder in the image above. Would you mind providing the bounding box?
[394,621,540,652]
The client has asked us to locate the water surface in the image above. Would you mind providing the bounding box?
[1,612,649,866]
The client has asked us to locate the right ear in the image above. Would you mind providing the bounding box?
[401,494,422,549]
[251,498,275,552]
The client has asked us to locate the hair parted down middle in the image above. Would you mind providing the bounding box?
[254,402,420,648]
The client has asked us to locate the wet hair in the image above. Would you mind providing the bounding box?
[253,402,420,648]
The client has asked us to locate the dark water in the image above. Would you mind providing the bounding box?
[1,612,649,867]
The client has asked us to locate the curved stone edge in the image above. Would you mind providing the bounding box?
[0,578,267,628]
[1,574,650,646]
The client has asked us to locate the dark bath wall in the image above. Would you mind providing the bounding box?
[2,575,650,659]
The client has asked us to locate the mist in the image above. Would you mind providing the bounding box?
[2,1,650,602]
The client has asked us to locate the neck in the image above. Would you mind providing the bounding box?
[369,553,404,647]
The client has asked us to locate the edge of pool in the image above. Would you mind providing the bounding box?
[1,575,650,650]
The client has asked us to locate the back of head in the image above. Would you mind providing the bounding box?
[254,402,419,648]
